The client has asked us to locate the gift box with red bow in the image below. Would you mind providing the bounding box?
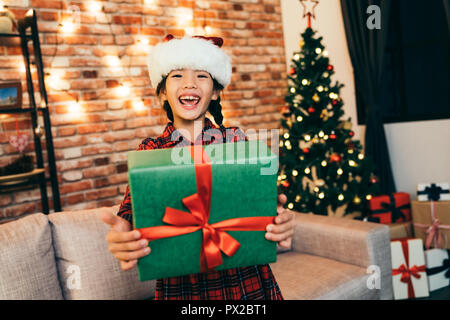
[412,200,450,250]
[424,249,450,292]
[391,238,429,299]
[368,192,412,224]
[128,140,278,281]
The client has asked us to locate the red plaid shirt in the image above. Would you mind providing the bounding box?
[117,117,283,300]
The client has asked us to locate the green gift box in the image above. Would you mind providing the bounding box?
[128,140,278,281]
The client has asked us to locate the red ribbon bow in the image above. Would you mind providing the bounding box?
[392,239,426,299]
[137,145,274,272]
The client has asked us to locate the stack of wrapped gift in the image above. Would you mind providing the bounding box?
[391,238,429,299]
[368,192,413,239]
[412,182,450,293]
[127,140,279,281]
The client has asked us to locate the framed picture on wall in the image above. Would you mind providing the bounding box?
[0,82,22,110]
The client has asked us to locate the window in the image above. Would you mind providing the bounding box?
[356,0,450,124]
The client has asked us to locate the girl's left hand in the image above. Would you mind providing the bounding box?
[265,194,296,249]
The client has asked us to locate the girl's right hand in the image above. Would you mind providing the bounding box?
[100,212,151,271]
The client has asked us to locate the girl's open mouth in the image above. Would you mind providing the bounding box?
[178,96,201,109]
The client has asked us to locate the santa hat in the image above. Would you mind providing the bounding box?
[147,34,232,89]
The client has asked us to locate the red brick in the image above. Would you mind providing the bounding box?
[113,15,142,25]
[78,123,109,134]
[31,0,64,9]
[67,193,85,205]
[85,186,118,201]
[83,165,116,179]
[4,202,37,218]
[60,180,93,195]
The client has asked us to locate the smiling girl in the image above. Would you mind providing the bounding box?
[101,35,295,300]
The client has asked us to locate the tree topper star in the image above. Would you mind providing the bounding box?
[299,0,319,28]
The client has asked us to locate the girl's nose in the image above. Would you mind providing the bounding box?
[182,73,197,88]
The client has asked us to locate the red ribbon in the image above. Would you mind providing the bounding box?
[391,239,426,299]
[137,145,274,272]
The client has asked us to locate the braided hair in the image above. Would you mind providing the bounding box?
[156,74,225,130]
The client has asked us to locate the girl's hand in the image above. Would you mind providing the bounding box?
[100,212,151,271]
[265,194,296,249]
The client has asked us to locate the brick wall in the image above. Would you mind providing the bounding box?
[0,0,287,222]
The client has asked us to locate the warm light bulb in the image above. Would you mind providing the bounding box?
[87,1,103,12]
[105,55,121,67]
[132,100,145,111]
[314,187,319,193]
[321,160,327,167]
[318,192,325,199]
[136,36,149,46]
[315,48,322,54]
[304,134,311,141]
[318,131,324,137]
[116,83,130,97]
[297,116,303,122]
[338,194,344,201]
[68,101,82,113]
[349,160,357,167]
[358,154,365,160]
[301,79,308,86]
[337,168,343,175]
[288,203,294,209]
[59,20,75,34]
[304,168,311,174]
[279,140,284,147]
[366,194,373,200]
[294,54,300,60]
[290,87,296,93]
[292,170,298,176]
[283,133,290,139]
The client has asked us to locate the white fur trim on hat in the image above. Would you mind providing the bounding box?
[147,36,232,89]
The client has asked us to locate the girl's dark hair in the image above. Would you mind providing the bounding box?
[156,74,225,128]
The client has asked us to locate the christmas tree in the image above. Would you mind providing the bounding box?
[278,27,381,216]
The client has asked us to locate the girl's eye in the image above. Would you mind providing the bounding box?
[171,74,208,78]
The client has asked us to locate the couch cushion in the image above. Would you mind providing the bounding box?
[48,205,155,300]
[0,213,63,300]
[270,251,378,300]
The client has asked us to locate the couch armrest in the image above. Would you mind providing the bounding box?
[291,212,393,300]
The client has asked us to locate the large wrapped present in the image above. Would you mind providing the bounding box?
[424,249,450,292]
[391,238,429,299]
[417,182,450,202]
[128,140,278,281]
[412,200,450,249]
[389,222,413,240]
[368,193,411,224]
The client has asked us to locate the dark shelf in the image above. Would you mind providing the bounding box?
[0,107,47,114]
[0,10,61,214]
[0,168,45,194]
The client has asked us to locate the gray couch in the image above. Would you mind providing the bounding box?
[0,205,393,300]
